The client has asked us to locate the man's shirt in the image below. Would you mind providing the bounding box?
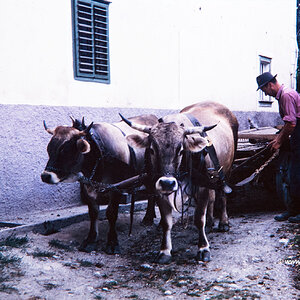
[276,85,300,124]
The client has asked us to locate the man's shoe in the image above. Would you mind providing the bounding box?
[274,212,290,221]
[288,214,300,223]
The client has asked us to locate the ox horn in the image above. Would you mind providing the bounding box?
[86,122,93,133]
[43,120,54,135]
[70,115,76,124]
[79,122,93,136]
[70,116,87,130]
[184,123,218,135]
[119,113,151,134]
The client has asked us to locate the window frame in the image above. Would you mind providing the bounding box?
[72,0,111,84]
[258,55,273,107]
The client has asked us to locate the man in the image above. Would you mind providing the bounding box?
[256,72,300,223]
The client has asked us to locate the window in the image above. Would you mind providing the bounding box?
[72,0,110,83]
[258,55,272,106]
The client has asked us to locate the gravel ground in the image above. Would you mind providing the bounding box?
[0,208,299,300]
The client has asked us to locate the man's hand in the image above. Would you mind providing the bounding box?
[269,122,295,152]
[269,137,281,152]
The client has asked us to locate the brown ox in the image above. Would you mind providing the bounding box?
[121,101,238,263]
[41,115,158,253]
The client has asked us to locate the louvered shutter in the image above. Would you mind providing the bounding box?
[73,0,110,83]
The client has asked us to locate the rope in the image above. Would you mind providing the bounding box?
[253,149,280,178]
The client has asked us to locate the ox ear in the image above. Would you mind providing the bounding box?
[185,136,208,153]
[126,134,150,149]
[77,139,91,154]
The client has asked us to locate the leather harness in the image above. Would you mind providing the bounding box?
[184,113,232,194]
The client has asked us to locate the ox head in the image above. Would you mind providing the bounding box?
[120,114,216,196]
[41,118,93,184]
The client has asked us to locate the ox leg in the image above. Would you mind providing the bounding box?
[156,200,173,264]
[194,189,211,262]
[142,195,157,226]
[79,198,99,253]
[218,191,229,232]
[205,189,215,233]
[105,192,120,254]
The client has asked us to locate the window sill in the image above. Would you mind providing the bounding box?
[258,100,273,107]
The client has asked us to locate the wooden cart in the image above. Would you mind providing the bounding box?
[231,126,290,206]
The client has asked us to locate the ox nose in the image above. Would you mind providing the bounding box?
[156,176,178,193]
[41,172,52,183]
[41,171,59,184]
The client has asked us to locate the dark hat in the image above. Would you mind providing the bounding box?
[256,72,277,91]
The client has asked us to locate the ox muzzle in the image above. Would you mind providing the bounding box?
[41,169,81,184]
[155,175,178,194]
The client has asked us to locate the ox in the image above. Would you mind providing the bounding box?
[121,101,238,263]
[41,115,158,253]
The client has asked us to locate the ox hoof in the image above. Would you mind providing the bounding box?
[105,242,121,255]
[156,253,172,264]
[79,241,98,253]
[218,223,230,232]
[196,249,211,262]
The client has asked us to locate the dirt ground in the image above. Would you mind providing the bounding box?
[0,206,299,300]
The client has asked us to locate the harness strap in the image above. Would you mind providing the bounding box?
[89,127,106,157]
[112,124,138,237]
[184,113,232,193]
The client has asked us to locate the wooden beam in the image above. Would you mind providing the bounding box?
[238,133,277,140]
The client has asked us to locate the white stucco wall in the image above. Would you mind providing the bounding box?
[0,0,297,111]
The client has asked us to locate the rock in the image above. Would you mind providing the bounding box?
[94,271,102,278]
[140,263,153,270]
[279,238,289,247]
[164,290,172,295]
[247,275,259,280]
[213,286,224,292]
[177,280,188,287]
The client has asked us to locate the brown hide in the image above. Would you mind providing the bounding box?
[179,101,238,174]
[42,114,158,254]
[124,101,238,263]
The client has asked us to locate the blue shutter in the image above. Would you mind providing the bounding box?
[73,0,110,83]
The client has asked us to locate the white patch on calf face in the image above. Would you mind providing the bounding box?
[155,176,178,194]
